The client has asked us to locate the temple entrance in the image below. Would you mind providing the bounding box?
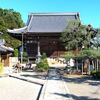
[25,36,65,61]
[26,42,37,61]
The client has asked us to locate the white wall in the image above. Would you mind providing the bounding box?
[9,57,18,67]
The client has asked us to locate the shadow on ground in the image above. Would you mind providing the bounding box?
[22,68,100,86]
[21,69,47,80]
[62,74,100,86]
[54,92,99,100]
[54,68,100,86]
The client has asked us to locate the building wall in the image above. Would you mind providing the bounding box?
[24,33,66,58]
[9,57,18,67]
[1,54,9,67]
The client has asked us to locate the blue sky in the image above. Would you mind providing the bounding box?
[0,0,100,28]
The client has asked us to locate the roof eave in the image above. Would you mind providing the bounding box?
[7,26,27,34]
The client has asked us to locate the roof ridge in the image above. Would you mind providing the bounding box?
[29,12,79,16]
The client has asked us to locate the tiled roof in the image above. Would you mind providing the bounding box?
[27,12,79,33]
[8,12,79,33]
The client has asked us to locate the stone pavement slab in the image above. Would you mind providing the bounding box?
[3,67,100,100]
[41,79,71,100]
[39,68,72,100]
[9,71,46,85]
[0,77,41,100]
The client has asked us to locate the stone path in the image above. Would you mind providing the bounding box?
[2,67,99,100]
[40,68,72,100]
[9,71,45,85]
[8,68,71,100]
[0,77,41,100]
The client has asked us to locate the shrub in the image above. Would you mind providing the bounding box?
[0,63,4,74]
[36,53,49,72]
[91,70,100,79]
[14,49,18,57]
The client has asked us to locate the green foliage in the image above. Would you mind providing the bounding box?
[36,54,49,72]
[0,8,24,29]
[0,63,4,74]
[64,49,100,61]
[0,32,21,48]
[14,49,18,57]
[41,53,47,59]
[0,8,24,48]
[60,20,97,50]
[23,51,28,57]
[91,34,100,50]
[78,49,100,59]
[91,70,100,79]
[64,51,75,61]
[23,51,28,62]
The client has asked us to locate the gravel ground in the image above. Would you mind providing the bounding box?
[0,77,41,100]
[63,75,100,100]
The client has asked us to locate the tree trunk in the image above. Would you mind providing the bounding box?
[88,59,90,75]
[95,60,97,71]
[76,60,78,71]
[97,58,99,71]
[92,60,94,70]
[84,59,89,74]
[82,60,83,75]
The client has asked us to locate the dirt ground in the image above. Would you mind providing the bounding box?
[63,75,100,100]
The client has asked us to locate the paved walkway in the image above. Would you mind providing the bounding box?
[8,68,72,100]
[1,67,100,100]
[41,80,71,100]
[0,67,46,100]
[40,68,72,100]
[0,77,41,100]
[9,71,46,85]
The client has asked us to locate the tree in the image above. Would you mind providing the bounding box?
[14,49,19,57]
[78,49,100,72]
[64,51,75,61]
[0,8,24,48]
[91,32,100,50]
[60,20,97,50]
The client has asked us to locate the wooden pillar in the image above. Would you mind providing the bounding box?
[88,60,90,75]
[76,60,78,71]
[97,59,99,71]
[92,60,94,70]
